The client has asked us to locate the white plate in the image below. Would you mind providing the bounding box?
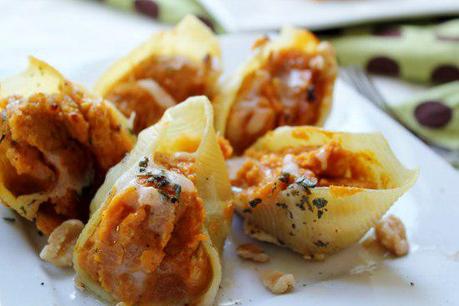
[198,0,459,32]
[0,34,458,306]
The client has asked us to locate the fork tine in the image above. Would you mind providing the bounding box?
[341,67,371,102]
[343,67,383,112]
[348,67,386,110]
[354,69,391,112]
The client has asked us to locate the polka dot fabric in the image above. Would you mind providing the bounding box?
[100,0,220,32]
[332,19,459,84]
[392,81,459,151]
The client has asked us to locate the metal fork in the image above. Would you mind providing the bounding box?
[340,66,459,167]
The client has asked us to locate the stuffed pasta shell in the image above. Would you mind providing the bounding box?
[0,57,135,234]
[74,97,232,306]
[95,15,221,134]
[230,126,417,259]
[215,28,337,153]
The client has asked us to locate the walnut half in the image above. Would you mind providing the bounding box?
[40,219,84,267]
[236,243,270,263]
[261,270,295,294]
[375,215,409,257]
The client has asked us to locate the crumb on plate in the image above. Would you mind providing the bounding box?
[261,270,295,294]
[236,243,270,263]
[375,215,409,257]
[40,219,84,267]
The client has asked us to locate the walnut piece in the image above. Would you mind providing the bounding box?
[40,219,84,267]
[375,215,409,257]
[261,270,295,294]
[237,243,270,263]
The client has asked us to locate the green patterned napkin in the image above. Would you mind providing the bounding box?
[103,0,222,32]
[331,20,459,84]
[393,81,459,151]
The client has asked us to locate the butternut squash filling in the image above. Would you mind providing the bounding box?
[0,86,134,234]
[78,153,212,305]
[232,140,380,203]
[226,49,333,153]
[106,55,218,133]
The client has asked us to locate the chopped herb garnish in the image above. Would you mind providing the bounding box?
[314,240,329,248]
[276,202,288,209]
[138,156,149,169]
[2,217,15,223]
[312,198,328,209]
[146,173,169,188]
[278,172,290,184]
[317,210,324,219]
[296,195,309,211]
[249,198,262,208]
[158,190,170,202]
[174,184,182,199]
[295,176,318,194]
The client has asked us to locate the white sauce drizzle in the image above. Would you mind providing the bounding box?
[108,158,198,290]
[136,79,176,109]
[281,154,300,178]
[315,146,330,171]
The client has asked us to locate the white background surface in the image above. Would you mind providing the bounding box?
[1,1,459,305]
[198,0,459,32]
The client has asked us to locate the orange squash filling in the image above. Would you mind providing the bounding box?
[0,85,134,234]
[106,55,219,133]
[232,140,380,202]
[78,152,213,305]
[226,49,334,153]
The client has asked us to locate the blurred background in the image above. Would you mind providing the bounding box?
[1,0,458,166]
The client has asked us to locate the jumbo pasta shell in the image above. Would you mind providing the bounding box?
[0,57,134,233]
[74,97,232,306]
[231,126,418,258]
[95,15,221,134]
[215,27,337,153]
